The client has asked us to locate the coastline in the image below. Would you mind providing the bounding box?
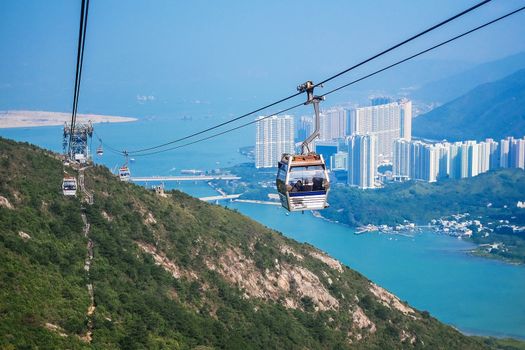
[312,210,524,265]
[468,249,524,266]
[0,110,137,129]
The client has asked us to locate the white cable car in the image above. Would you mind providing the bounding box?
[96,145,103,156]
[62,176,78,196]
[119,166,131,182]
[276,81,330,212]
[118,151,131,181]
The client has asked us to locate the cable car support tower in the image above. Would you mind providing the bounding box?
[63,121,93,164]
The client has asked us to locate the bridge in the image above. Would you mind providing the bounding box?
[199,194,241,201]
[130,175,241,182]
[233,199,281,206]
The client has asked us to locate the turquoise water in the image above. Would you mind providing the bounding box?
[2,119,525,339]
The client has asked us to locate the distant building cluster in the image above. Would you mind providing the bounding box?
[254,98,523,190]
[393,136,525,183]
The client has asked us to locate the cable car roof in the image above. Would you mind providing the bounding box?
[280,154,325,166]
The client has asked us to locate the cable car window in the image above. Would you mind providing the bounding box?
[277,164,287,183]
[63,181,76,189]
[288,165,326,192]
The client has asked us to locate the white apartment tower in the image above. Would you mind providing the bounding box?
[466,141,480,178]
[448,142,463,180]
[408,141,440,182]
[349,99,412,163]
[500,137,512,168]
[347,134,377,189]
[255,115,294,168]
[478,139,496,173]
[393,138,411,180]
[511,137,525,169]
[320,107,347,141]
[500,136,525,169]
[482,138,500,170]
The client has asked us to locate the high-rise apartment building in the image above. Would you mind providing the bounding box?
[408,141,440,182]
[393,138,410,180]
[511,137,525,169]
[478,138,500,171]
[255,115,294,168]
[478,139,498,173]
[349,99,412,163]
[436,143,450,180]
[466,141,479,178]
[319,107,347,141]
[347,134,376,189]
[487,139,500,170]
[448,142,463,179]
[500,137,513,168]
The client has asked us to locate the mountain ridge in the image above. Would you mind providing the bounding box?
[413,68,525,141]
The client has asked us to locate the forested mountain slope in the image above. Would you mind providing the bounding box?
[0,137,496,349]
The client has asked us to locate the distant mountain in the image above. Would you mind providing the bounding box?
[413,68,525,141]
[412,52,525,104]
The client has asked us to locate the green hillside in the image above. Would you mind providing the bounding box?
[0,137,513,349]
[413,68,525,141]
[325,169,525,226]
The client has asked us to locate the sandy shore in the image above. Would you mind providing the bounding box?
[0,110,137,129]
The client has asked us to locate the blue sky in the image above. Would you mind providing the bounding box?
[1,0,525,116]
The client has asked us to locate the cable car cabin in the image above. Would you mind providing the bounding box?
[276,153,330,212]
[96,146,103,156]
[119,166,131,182]
[62,176,77,196]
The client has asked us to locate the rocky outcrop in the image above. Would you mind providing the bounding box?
[144,212,157,225]
[279,244,304,261]
[18,231,31,240]
[101,210,113,222]
[351,305,376,332]
[400,329,417,344]
[0,195,13,209]
[43,323,67,338]
[136,242,182,279]
[309,251,344,273]
[369,282,415,316]
[207,247,339,311]
[348,305,377,343]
